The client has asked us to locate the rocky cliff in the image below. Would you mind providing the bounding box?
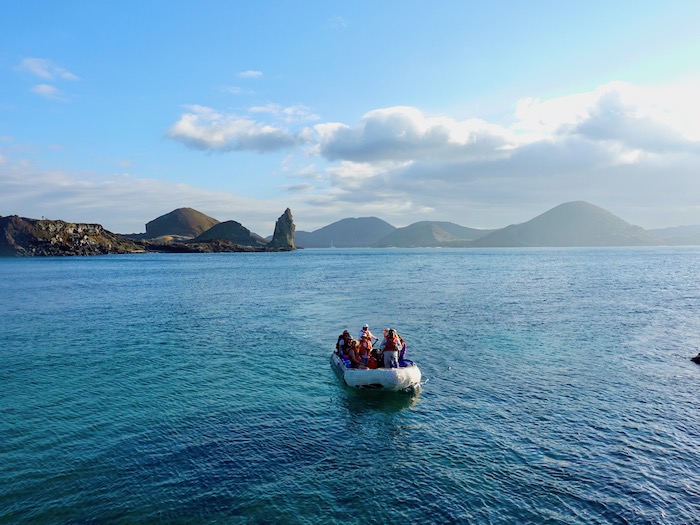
[0,216,143,256]
[267,208,296,250]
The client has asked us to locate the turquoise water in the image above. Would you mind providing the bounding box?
[1,248,699,524]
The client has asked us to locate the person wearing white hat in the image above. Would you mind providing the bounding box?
[358,324,377,344]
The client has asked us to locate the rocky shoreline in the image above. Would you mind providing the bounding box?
[0,209,296,257]
[136,238,294,254]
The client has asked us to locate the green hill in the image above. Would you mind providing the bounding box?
[144,208,219,239]
[374,221,493,247]
[471,201,658,247]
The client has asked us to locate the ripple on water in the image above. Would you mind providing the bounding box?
[1,249,700,524]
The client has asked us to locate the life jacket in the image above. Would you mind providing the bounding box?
[359,338,371,355]
[359,329,374,341]
[385,338,398,352]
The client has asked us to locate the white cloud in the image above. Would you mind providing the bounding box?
[238,69,263,78]
[249,103,321,123]
[168,105,304,152]
[161,78,700,229]
[315,106,517,163]
[313,81,700,173]
[31,84,64,100]
[19,57,79,81]
[296,80,700,228]
[18,58,78,100]
[221,85,244,94]
[0,157,284,235]
[16,78,697,233]
[513,80,700,152]
[326,159,408,190]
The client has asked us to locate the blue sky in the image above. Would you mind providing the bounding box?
[2,0,700,235]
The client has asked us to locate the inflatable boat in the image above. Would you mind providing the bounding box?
[330,352,422,391]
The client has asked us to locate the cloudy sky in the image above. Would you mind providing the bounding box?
[2,0,700,235]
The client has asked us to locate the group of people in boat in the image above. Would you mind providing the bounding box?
[335,324,407,369]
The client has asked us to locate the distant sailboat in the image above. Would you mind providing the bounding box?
[330,239,335,248]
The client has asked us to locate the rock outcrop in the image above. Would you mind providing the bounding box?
[267,208,296,250]
[691,353,700,364]
[138,238,271,253]
[194,220,267,247]
[0,216,143,256]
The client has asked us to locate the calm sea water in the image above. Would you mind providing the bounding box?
[1,248,699,524]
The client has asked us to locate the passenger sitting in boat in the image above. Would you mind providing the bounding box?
[336,330,352,356]
[382,329,400,368]
[348,340,367,369]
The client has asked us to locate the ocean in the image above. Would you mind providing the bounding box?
[1,248,699,524]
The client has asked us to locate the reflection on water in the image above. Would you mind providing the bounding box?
[340,386,421,415]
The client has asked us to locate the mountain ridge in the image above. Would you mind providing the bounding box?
[470,201,658,247]
[647,225,700,246]
[294,217,396,248]
[374,221,494,247]
[293,201,671,248]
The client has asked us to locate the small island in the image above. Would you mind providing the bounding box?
[0,208,296,257]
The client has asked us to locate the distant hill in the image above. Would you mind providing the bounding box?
[142,208,220,239]
[647,225,700,246]
[294,217,396,247]
[194,220,267,247]
[374,221,494,247]
[471,201,658,247]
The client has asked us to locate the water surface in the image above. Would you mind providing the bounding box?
[1,248,699,524]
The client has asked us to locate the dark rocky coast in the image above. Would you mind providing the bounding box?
[0,215,143,256]
[0,209,295,257]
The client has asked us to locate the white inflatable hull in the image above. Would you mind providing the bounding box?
[330,353,421,391]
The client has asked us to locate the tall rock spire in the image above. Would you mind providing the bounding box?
[268,208,296,250]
